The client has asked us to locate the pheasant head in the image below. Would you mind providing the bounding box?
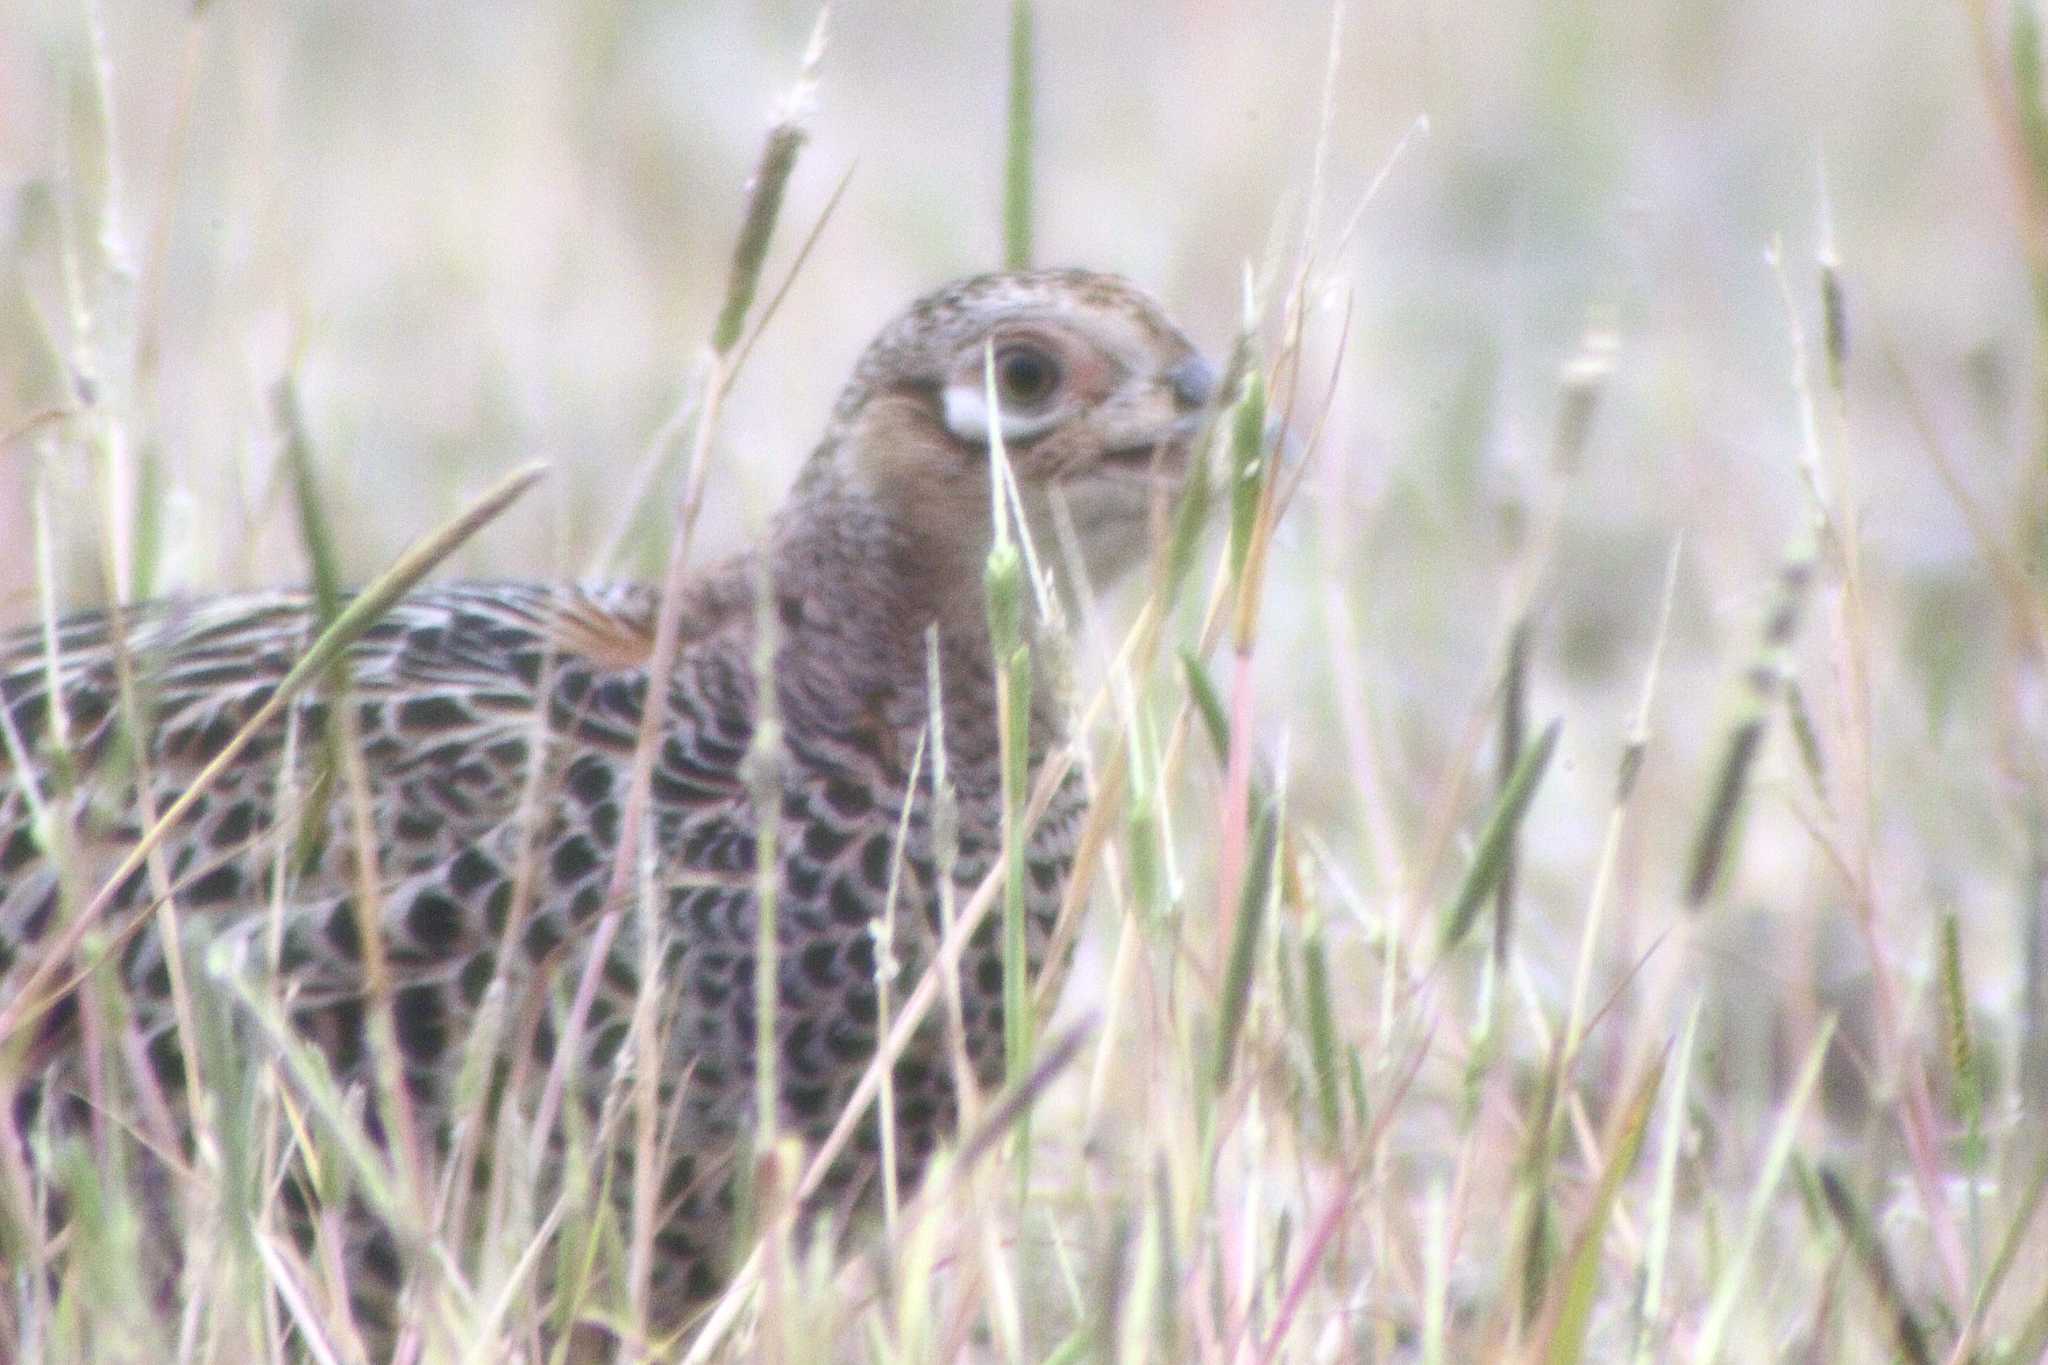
[777,269,1216,636]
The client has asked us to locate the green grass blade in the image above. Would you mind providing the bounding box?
[1441,717,1562,952]
[1545,1058,1664,1364]
[276,375,343,628]
[1227,370,1268,580]
[1300,910,1342,1144]
[2015,0,2048,186]
[1816,1166,1934,1365]
[1002,0,1034,268]
[1963,1140,2048,1342]
[1690,1017,1836,1364]
[1634,1001,1701,1363]
[1210,798,1279,1095]
[713,120,807,355]
[1181,648,1230,760]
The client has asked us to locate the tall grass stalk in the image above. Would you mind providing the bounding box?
[982,345,1036,1109]
[1003,0,1035,269]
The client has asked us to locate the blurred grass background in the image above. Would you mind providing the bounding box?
[3,0,2046,1359]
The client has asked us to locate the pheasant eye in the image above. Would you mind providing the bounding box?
[994,344,1061,409]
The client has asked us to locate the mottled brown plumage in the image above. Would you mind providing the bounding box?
[0,269,1211,1342]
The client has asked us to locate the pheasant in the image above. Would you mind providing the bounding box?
[0,268,1215,1344]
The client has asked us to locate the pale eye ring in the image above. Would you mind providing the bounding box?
[994,343,1062,409]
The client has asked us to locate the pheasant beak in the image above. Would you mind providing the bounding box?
[1091,349,1220,478]
[1167,354,1218,411]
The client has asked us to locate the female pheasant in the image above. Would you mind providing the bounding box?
[0,269,1214,1344]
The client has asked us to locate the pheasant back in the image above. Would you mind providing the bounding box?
[1,575,1085,1328]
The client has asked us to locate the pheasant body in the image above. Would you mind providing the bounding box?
[0,269,1211,1339]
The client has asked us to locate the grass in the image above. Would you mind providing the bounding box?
[4,0,2048,1361]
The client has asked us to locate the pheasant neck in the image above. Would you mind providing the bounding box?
[768,471,1063,797]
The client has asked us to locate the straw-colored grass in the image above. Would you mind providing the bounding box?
[4,0,2047,1361]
